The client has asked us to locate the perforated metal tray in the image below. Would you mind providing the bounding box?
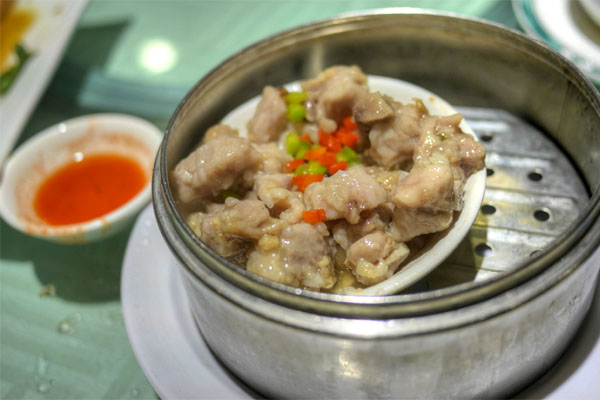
[413,107,590,291]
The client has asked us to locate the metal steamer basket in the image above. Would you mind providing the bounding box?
[153,10,600,399]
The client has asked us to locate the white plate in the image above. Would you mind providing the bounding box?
[121,205,255,399]
[122,205,600,399]
[513,0,600,84]
[0,0,88,164]
[222,75,486,295]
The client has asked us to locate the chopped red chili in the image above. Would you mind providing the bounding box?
[304,147,327,161]
[327,161,348,175]
[292,174,324,192]
[299,133,312,145]
[285,159,306,172]
[302,208,327,224]
[342,115,357,131]
[318,152,337,166]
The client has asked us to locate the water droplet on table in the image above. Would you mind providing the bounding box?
[102,310,123,326]
[36,354,49,375]
[37,379,54,393]
[57,313,82,334]
[34,354,54,393]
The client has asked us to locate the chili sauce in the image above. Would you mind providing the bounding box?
[34,154,146,225]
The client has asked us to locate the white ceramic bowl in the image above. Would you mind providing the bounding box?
[0,113,162,243]
[222,75,487,295]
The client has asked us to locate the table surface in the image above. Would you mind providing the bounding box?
[0,1,593,399]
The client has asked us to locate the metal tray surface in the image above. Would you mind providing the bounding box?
[411,107,589,292]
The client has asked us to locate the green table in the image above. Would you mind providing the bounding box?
[0,1,520,398]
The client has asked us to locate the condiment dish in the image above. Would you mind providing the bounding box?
[0,113,162,243]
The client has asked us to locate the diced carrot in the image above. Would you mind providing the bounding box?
[304,147,327,161]
[299,133,312,145]
[319,130,342,153]
[302,208,327,224]
[318,130,330,147]
[343,116,357,130]
[285,159,306,172]
[333,126,349,139]
[339,131,358,148]
[328,136,342,153]
[318,152,337,166]
[327,161,347,175]
[292,174,324,192]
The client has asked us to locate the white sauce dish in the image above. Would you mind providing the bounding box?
[0,113,162,243]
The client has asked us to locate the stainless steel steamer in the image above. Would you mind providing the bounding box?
[153,10,600,399]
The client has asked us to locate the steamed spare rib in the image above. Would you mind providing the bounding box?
[247,86,289,143]
[171,133,259,206]
[302,65,369,133]
[172,65,486,292]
